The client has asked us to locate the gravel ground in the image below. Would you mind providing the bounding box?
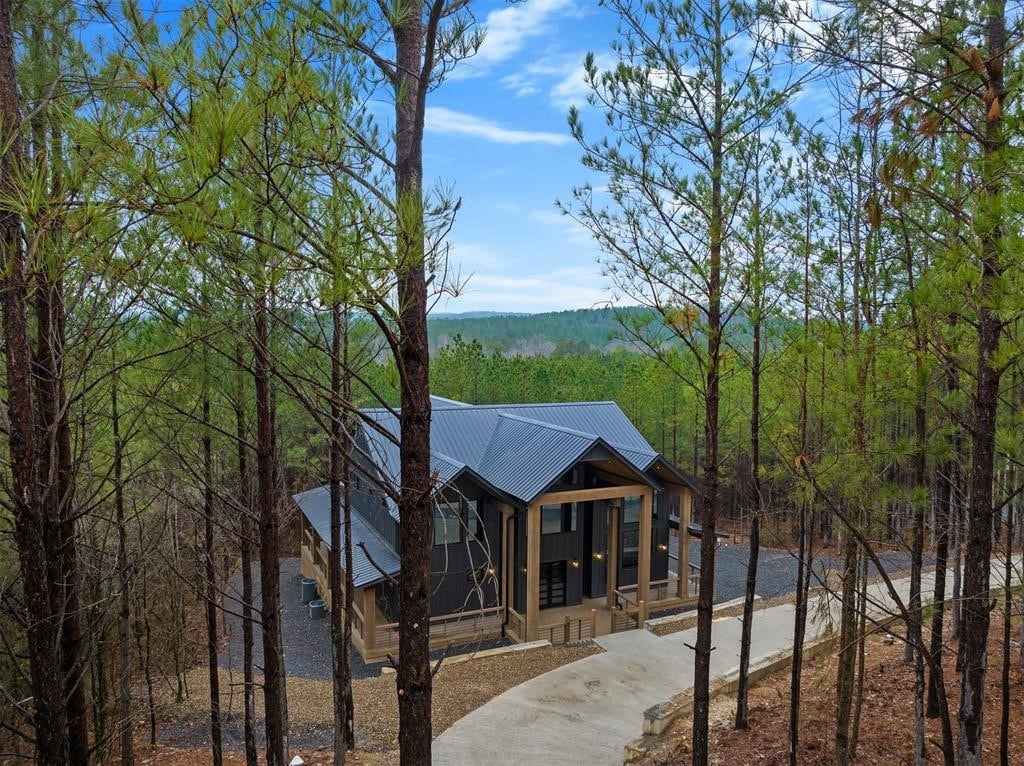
[221,558,510,682]
[157,642,601,755]
[223,543,925,682]
[667,538,930,612]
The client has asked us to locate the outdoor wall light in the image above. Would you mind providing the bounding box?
[487,567,496,576]
[658,543,669,552]
[570,559,580,569]
[520,566,528,574]
[593,551,605,561]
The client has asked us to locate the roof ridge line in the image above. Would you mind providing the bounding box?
[496,412,600,440]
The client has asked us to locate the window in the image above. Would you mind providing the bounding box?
[541,503,578,534]
[466,499,484,540]
[433,501,462,546]
[622,495,642,525]
[622,528,639,568]
[541,504,563,534]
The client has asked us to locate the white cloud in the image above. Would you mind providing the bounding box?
[501,53,616,110]
[425,106,570,145]
[455,0,579,78]
[439,266,615,313]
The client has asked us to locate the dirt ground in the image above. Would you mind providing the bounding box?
[143,641,601,764]
[637,614,1024,765]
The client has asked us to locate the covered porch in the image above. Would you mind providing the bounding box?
[504,480,698,644]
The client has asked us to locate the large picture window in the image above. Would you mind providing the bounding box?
[433,501,462,546]
[541,502,578,534]
[622,495,642,525]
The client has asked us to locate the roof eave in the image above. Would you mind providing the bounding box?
[524,436,661,505]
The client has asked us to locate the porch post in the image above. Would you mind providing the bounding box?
[526,501,541,641]
[498,503,514,617]
[638,490,652,604]
[606,501,619,610]
[362,586,376,652]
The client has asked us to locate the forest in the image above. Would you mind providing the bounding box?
[0,1,1022,766]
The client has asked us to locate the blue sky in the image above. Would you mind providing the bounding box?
[424,0,620,314]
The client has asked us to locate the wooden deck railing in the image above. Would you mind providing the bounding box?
[688,563,701,596]
[611,606,639,633]
[538,615,593,645]
[506,608,526,642]
[372,605,504,654]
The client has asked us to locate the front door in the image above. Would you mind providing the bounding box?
[539,560,567,609]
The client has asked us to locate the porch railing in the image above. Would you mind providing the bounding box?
[372,605,504,654]
[538,615,593,645]
[611,605,639,633]
[688,563,701,596]
[506,607,526,642]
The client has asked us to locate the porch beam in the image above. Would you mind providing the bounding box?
[638,489,652,604]
[535,484,650,506]
[526,502,541,641]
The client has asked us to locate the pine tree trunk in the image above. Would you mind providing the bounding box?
[203,390,224,766]
[330,304,352,765]
[999,504,1012,766]
[235,352,258,766]
[390,3,435,763]
[255,290,288,766]
[0,3,69,760]
[691,6,724,763]
[113,371,134,766]
[958,8,1007,762]
[734,158,764,733]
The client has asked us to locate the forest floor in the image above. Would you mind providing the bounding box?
[635,612,1024,765]
[140,641,600,763]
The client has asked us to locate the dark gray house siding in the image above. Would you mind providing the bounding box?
[429,475,502,617]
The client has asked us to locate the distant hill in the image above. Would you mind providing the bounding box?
[427,306,656,356]
[431,311,530,320]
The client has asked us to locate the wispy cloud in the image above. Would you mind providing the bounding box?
[426,107,570,145]
[454,0,580,78]
[501,53,616,110]
[440,266,614,313]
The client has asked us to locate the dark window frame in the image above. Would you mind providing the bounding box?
[433,497,485,546]
[541,502,578,535]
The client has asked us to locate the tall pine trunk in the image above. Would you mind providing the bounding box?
[690,6,724,763]
[203,388,223,766]
[734,157,764,732]
[957,7,1007,762]
[255,289,288,766]
[330,303,354,764]
[0,3,69,760]
[112,370,134,766]
[235,351,258,766]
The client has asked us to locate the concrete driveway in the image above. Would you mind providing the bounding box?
[432,566,962,766]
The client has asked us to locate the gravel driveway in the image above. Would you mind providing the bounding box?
[221,558,508,682]
[675,537,930,604]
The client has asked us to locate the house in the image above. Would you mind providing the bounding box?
[296,396,700,662]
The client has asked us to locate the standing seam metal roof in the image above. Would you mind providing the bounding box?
[292,486,401,588]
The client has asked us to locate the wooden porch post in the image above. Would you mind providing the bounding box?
[362,586,376,653]
[638,490,652,604]
[498,503,513,617]
[526,502,541,641]
[606,501,619,610]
